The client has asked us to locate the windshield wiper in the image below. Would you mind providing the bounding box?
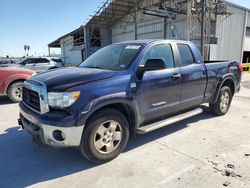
[83,66,105,70]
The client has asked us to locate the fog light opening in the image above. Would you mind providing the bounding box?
[52,130,66,141]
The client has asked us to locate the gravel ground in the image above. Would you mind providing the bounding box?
[0,74,250,188]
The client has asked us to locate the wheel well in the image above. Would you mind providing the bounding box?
[86,103,136,133]
[221,79,235,95]
[6,79,25,93]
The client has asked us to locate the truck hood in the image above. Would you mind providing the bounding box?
[0,64,21,68]
[31,67,118,91]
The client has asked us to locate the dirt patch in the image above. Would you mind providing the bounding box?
[242,80,250,89]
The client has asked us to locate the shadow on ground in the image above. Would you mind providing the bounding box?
[0,96,14,105]
[0,107,215,187]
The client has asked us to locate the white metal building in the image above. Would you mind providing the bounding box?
[49,27,85,65]
[210,1,250,62]
[243,16,250,63]
[48,0,250,65]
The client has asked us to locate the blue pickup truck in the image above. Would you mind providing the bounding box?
[19,40,243,163]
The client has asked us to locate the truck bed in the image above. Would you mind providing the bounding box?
[204,60,229,64]
[204,60,241,103]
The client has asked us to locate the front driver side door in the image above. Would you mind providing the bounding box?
[135,43,182,124]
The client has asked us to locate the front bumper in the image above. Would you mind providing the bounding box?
[19,103,84,147]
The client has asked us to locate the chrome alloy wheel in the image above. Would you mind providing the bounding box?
[93,120,123,154]
[13,85,23,101]
[220,91,230,112]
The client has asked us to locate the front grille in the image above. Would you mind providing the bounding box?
[23,87,41,111]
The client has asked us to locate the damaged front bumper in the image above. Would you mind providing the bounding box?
[19,103,84,147]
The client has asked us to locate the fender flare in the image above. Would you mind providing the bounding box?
[211,73,236,104]
[4,74,32,94]
[76,92,140,130]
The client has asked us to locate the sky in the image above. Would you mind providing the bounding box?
[0,0,102,57]
[0,0,250,57]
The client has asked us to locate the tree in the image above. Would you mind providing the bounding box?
[24,45,30,56]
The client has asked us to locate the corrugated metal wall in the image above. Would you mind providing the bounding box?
[100,27,112,47]
[112,8,187,43]
[112,13,165,42]
[247,11,250,27]
[112,14,135,43]
[244,37,250,51]
[243,12,250,53]
[60,36,82,65]
[136,9,164,39]
[111,1,248,62]
[210,4,246,61]
[169,14,188,40]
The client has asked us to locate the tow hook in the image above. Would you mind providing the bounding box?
[18,118,24,129]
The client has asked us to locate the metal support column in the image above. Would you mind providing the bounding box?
[48,47,51,57]
[200,0,205,58]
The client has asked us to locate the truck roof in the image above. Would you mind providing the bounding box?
[115,39,189,45]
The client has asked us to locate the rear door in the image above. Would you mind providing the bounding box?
[33,58,51,72]
[176,43,207,108]
[136,43,182,124]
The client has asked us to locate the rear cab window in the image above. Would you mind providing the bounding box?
[177,44,195,67]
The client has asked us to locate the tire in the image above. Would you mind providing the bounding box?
[209,86,232,116]
[7,81,24,103]
[80,108,129,163]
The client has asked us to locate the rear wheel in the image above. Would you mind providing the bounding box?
[209,86,232,116]
[7,81,24,103]
[80,108,129,163]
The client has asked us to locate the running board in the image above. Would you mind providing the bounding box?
[136,108,203,134]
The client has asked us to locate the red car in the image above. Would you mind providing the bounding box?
[0,67,35,102]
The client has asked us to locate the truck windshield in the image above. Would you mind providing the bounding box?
[79,44,142,70]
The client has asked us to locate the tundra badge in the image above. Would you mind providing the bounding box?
[152,101,167,107]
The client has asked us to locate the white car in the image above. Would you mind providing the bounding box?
[0,57,63,72]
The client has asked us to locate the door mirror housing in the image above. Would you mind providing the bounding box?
[138,58,166,74]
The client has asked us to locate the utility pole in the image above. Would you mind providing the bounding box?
[48,46,51,57]
[200,0,205,58]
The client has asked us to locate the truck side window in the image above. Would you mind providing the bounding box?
[38,58,50,64]
[21,59,30,64]
[142,44,175,68]
[25,58,36,64]
[177,44,195,66]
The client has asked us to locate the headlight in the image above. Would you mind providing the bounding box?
[48,91,80,108]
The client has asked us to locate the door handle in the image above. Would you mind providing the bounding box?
[171,73,181,80]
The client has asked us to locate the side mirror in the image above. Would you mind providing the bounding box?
[138,58,166,74]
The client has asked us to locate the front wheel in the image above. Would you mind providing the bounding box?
[7,81,24,103]
[80,108,129,163]
[209,86,232,116]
